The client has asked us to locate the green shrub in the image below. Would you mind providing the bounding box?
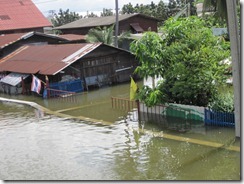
[208,92,234,113]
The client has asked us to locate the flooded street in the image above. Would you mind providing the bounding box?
[0,82,240,180]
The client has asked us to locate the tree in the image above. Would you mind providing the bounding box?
[130,32,165,82]
[86,25,115,45]
[131,16,230,107]
[84,11,98,18]
[121,0,195,24]
[168,0,179,17]
[152,0,169,22]
[51,9,81,27]
[130,32,167,106]
[101,8,114,17]
[164,17,230,106]
[168,0,196,17]
[202,0,227,21]
[201,0,240,40]
[121,3,135,14]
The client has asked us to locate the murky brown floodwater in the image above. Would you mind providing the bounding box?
[0,82,240,180]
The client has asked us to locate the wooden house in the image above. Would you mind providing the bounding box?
[54,13,159,35]
[0,43,138,96]
[0,0,52,34]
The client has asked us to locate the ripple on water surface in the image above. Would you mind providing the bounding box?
[0,101,240,180]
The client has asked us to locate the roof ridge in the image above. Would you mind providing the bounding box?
[54,13,144,29]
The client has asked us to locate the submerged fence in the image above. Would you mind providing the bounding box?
[111,97,235,128]
[111,97,204,120]
[111,97,138,112]
[43,79,84,99]
[204,109,235,127]
[111,98,204,121]
[45,88,76,98]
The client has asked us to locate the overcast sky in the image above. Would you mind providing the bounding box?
[33,0,168,16]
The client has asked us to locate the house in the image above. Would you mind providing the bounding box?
[0,32,68,59]
[54,13,160,35]
[0,43,138,96]
[0,0,52,34]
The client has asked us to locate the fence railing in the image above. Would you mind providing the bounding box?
[111,98,235,128]
[111,97,138,112]
[43,79,83,99]
[204,109,235,127]
[44,88,76,98]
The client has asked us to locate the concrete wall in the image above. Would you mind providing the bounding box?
[139,102,205,122]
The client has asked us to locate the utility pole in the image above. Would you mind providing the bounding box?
[115,0,119,48]
[226,0,240,137]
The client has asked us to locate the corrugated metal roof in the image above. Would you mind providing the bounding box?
[54,13,159,30]
[0,72,29,86]
[0,33,27,48]
[0,0,52,31]
[0,32,67,49]
[0,43,102,75]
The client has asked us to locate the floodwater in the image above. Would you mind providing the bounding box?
[0,82,241,180]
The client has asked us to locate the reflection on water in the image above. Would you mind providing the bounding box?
[0,83,241,180]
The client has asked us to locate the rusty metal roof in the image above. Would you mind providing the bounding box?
[0,32,68,49]
[0,33,27,49]
[0,43,102,75]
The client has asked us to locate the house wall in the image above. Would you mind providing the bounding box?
[68,45,138,89]
[116,52,138,82]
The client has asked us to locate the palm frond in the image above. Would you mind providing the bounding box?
[86,25,114,45]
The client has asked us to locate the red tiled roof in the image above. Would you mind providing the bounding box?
[0,0,52,31]
[0,43,102,75]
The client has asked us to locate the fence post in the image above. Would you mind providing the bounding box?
[136,100,140,122]
[111,97,113,109]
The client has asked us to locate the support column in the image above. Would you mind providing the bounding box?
[226,0,240,137]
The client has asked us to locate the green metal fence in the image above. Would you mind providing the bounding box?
[163,105,204,121]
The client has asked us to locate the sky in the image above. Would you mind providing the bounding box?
[33,0,168,17]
